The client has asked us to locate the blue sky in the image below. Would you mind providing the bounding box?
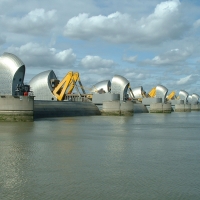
[0,0,200,95]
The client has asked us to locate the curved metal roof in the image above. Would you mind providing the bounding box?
[0,52,25,95]
[29,70,57,100]
[156,85,168,103]
[90,80,111,93]
[179,90,189,103]
[111,75,130,101]
[191,93,200,104]
[131,86,144,98]
[156,85,168,96]
[192,93,199,100]
[188,95,192,104]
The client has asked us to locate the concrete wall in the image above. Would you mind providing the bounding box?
[92,93,120,104]
[34,101,101,118]
[133,103,149,113]
[120,101,134,115]
[191,104,200,111]
[174,104,191,112]
[184,104,191,112]
[149,103,171,113]
[101,100,134,116]
[142,97,162,106]
[170,99,184,106]
[0,95,34,121]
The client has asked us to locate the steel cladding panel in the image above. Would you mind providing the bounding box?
[90,80,111,93]
[29,70,57,100]
[111,75,129,101]
[179,90,189,103]
[132,86,144,98]
[188,95,192,104]
[156,85,168,103]
[0,52,25,95]
[192,93,200,104]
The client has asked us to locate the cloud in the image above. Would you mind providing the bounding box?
[79,55,117,77]
[176,74,199,85]
[123,55,137,63]
[123,71,149,81]
[143,48,193,66]
[0,9,57,35]
[7,42,76,68]
[80,55,116,69]
[0,0,199,94]
[63,0,188,44]
[193,19,200,29]
[54,49,76,64]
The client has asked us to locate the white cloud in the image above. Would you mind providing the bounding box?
[135,73,146,79]
[123,55,137,63]
[80,55,116,69]
[143,48,193,66]
[124,71,149,82]
[193,19,200,28]
[176,74,199,85]
[63,0,187,44]
[7,42,76,68]
[0,9,57,35]
[0,0,200,94]
[55,49,76,64]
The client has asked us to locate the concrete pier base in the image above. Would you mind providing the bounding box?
[0,95,34,121]
[149,103,171,113]
[174,104,191,112]
[174,104,185,112]
[101,101,120,115]
[120,101,134,116]
[149,103,163,113]
[163,103,172,113]
[184,104,191,112]
[133,103,149,113]
[101,101,134,116]
[191,104,200,111]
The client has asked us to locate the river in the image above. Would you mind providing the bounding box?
[1,112,200,200]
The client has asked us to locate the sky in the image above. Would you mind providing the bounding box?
[0,0,200,95]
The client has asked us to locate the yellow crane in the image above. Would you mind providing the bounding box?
[148,87,156,98]
[52,71,85,101]
[166,91,176,100]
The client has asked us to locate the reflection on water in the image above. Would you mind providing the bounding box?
[1,113,200,200]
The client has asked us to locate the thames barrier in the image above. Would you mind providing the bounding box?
[0,52,199,121]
